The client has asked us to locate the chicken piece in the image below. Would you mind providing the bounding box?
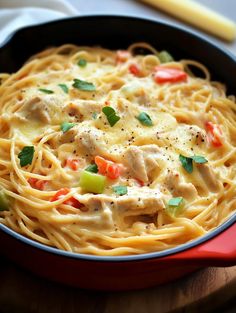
[16,95,64,124]
[124,145,161,183]
[75,126,108,157]
[196,163,222,192]
[59,126,79,144]
[66,101,103,119]
[78,186,164,216]
[165,170,198,201]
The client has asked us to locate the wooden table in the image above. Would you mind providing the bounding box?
[1,1,236,312]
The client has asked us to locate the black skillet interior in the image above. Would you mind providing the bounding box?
[0,15,235,94]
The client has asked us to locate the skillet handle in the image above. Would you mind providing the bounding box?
[170,222,236,266]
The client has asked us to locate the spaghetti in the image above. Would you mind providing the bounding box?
[0,43,235,256]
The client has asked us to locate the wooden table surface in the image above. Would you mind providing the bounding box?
[1,1,236,312]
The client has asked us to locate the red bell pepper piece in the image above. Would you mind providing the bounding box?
[65,158,80,171]
[205,121,223,147]
[28,178,47,190]
[129,64,141,76]
[50,188,83,209]
[95,156,121,180]
[154,66,187,84]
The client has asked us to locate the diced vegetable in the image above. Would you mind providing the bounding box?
[73,79,96,91]
[166,197,184,217]
[65,159,80,171]
[116,50,131,63]
[102,106,120,127]
[92,112,98,119]
[77,59,87,67]
[179,154,208,173]
[113,185,127,196]
[0,190,9,211]
[192,155,208,164]
[38,88,54,94]
[205,121,223,147]
[79,170,106,194]
[95,156,121,179]
[60,122,76,133]
[58,84,69,94]
[158,50,174,63]
[136,112,153,126]
[50,188,70,202]
[154,66,187,84]
[85,164,98,173]
[179,155,193,173]
[129,64,140,76]
[18,146,35,167]
[50,188,82,209]
[28,178,47,190]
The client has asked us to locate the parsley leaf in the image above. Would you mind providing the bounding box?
[92,112,98,120]
[102,106,120,127]
[18,146,35,167]
[72,79,96,91]
[192,155,208,164]
[168,197,183,207]
[60,122,76,133]
[85,164,98,173]
[136,112,153,126]
[58,84,69,94]
[78,59,87,67]
[38,88,54,94]
[179,155,193,173]
[167,197,184,217]
[112,186,128,196]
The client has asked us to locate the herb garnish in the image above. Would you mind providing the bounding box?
[112,186,128,196]
[167,197,184,217]
[102,106,120,127]
[60,122,76,133]
[136,112,153,126]
[192,155,208,164]
[92,112,98,120]
[38,88,54,94]
[78,59,87,67]
[168,197,183,207]
[58,84,69,94]
[72,79,96,91]
[85,164,98,173]
[179,154,208,173]
[18,146,35,167]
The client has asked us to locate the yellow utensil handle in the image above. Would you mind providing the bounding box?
[140,0,236,41]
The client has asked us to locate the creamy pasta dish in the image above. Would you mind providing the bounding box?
[0,43,235,256]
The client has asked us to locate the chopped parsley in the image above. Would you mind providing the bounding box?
[167,197,184,217]
[85,164,98,173]
[92,112,98,120]
[102,106,120,127]
[73,79,96,91]
[136,112,153,126]
[179,155,193,173]
[58,84,69,94]
[192,155,208,164]
[78,59,87,67]
[18,146,35,167]
[168,197,183,207]
[38,88,54,94]
[179,154,208,173]
[112,185,128,196]
[60,122,76,133]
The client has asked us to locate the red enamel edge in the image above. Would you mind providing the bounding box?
[167,222,236,266]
